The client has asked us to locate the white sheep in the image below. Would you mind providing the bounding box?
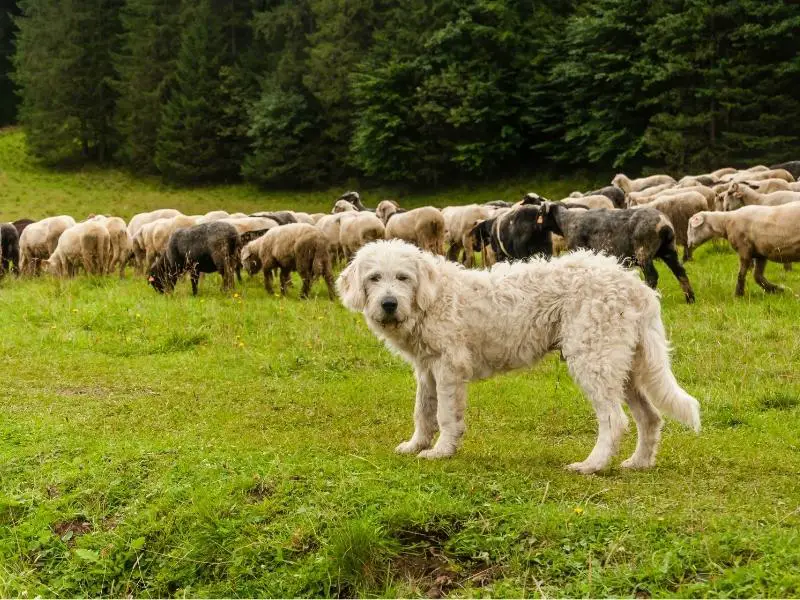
[376,200,445,255]
[339,212,386,259]
[45,220,111,277]
[723,183,800,212]
[611,173,676,194]
[196,210,230,224]
[138,215,199,270]
[19,215,77,275]
[688,204,800,295]
[442,204,498,266]
[332,200,358,214]
[127,209,182,238]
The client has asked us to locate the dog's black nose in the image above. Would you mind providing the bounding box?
[381,296,398,314]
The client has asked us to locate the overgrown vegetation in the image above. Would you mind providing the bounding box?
[4,0,800,183]
[2,130,800,597]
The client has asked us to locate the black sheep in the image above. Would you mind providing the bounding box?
[539,202,695,303]
[1,223,21,277]
[13,218,34,237]
[149,221,240,295]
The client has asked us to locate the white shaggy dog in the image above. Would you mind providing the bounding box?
[337,240,700,473]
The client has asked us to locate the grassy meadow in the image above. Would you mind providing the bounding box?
[1,128,800,597]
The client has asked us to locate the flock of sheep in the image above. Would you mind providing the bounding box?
[0,159,798,300]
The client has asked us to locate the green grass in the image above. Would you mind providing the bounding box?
[2,128,800,597]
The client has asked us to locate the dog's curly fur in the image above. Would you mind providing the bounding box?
[337,240,700,473]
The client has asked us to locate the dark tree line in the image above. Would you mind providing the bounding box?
[4,0,800,184]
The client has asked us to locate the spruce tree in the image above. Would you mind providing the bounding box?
[0,0,20,126]
[13,0,123,162]
[114,0,181,171]
[154,0,234,182]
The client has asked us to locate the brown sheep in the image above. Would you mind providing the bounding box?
[241,223,335,299]
[339,213,386,259]
[19,216,77,276]
[635,191,707,261]
[688,204,800,296]
[376,200,445,255]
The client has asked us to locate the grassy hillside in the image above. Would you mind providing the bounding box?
[1,129,800,597]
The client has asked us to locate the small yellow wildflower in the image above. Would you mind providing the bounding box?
[573,507,584,515]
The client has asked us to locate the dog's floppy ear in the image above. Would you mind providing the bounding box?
[336,258,367,312]
[415,253,440,313]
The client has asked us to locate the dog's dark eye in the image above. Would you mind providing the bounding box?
[369,274,381,282]
[396,274,409,281]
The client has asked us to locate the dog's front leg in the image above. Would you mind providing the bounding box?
[395,368,438,454]
[417,370,466,459]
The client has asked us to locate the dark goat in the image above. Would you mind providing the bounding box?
[1,223,21,276]
[770,161,800,180]
[149,222,240,295]
[539,202,695,303]
[250,211,296,225]
[13,219,34,236]
[471,205,552,263]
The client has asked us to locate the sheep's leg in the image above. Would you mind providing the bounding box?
[620,382,662,470]
[642,261,659,289]
[323,267,335,301]
[279,268,291,296]
[735,255,752,296]
[446,242,461,263]
[190,269,200,295]
[396,368,438,454]
[753,257,782,294]
[682,244,692,262]
[263,268,274,294]
[657,246,695,303]
[784,263,793,272]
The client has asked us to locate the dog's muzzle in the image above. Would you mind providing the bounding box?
[381,296,398,315]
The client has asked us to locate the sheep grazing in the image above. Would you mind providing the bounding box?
[250,211,297,225]
[149,221,240,295]
[612,173,676,194]
[634,191,707,261]
[240,223,335,299]
[442,204,499,266]
[45,220,111,277]
[625,183,675,204]
[1,223,20,277]
[538,203,696,303]
[688,204,800,296]
[583,186,626,209]
[136,215,198,272]
[376,200,445,255]
[127,209,182,238]
[770,161,800,180]
[338,213,385,259]
[730,168,794,184]
[89,216,130,277]
[484,200,513,208]
[332,199,358,213]
[316,212,360,263]
[19,216,77,276]
[723,183,800,212]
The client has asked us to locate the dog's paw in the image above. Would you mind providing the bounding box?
[395,440,427,455]
[417,447,455,460]
[620,456,655,470]
[566,460,605,475]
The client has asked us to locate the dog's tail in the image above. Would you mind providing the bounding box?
[635,298,701,431]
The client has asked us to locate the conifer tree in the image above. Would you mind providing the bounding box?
[0,0,20,125]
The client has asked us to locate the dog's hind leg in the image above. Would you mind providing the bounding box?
[620,381,662,469]
[396,368,438,454]
[417,371,466,459]
[564,357,629,474]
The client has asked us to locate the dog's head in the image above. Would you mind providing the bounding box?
[337,240,440,330]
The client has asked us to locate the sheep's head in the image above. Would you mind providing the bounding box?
[723,183,745,211]
[332,199,357,214]
[611,174,630,193]
[687,212,719,249]
[375,200,399,223]
[519,192,545,206]
[337,191,367,211]
[148,255,172,294]
[241,243,262,276]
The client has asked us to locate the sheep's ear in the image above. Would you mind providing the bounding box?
[731,182,739,192]
[336,259,366,312]
[415,254,440,312]
[689,213,705,228]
